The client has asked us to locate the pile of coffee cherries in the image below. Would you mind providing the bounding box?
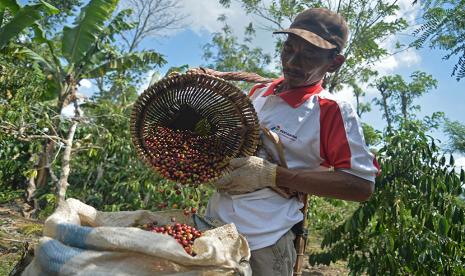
[141,220,202,256]
[144,126,225,185]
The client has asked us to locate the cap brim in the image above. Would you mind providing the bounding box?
[273,28,337,50]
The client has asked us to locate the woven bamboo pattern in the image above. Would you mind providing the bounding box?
[131,72,261,185]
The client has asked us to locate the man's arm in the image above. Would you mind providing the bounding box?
[276,167,374,202]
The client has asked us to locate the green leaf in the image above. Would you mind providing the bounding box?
[85,52,166,79]
[0,4,43,49]
[32,23,48,44]
[358,209,364,222]
[62,0,118,65]
[105,9,135,40]
[0,0,20,14]
[38,0,59,14]
[0,8,4,27]
[12,47,54,72]
[438,216,449,235]
[149,71,162,86]
[440,156,446,166]
[449,155,455,166]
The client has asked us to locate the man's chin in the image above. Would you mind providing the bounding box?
[283,75,306,87]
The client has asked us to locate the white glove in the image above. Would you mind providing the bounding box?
[213,156,277,194]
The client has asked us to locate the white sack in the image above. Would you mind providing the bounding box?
[23,198,251,276]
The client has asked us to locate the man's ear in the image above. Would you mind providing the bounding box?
[328,54,345,73]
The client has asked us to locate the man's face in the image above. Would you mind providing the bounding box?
[280,34,338,88]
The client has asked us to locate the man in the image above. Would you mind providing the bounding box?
[204,8,379,276]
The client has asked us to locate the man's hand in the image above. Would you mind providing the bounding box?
[213,156,277,194]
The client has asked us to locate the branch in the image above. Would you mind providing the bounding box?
[0,124,65,144]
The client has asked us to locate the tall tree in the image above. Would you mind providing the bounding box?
[202,15,278,90]
[395,71,438,121]
[443,118,465,154]
[32,0,82,31]
[373,75,400,129]
[95,0,184,101]
[119,0,183,52]
[412,0,465,81]
[373,72,437,129]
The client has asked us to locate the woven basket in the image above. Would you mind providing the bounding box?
[131,72,268,185]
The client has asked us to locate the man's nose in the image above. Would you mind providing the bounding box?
[285,52,301,68]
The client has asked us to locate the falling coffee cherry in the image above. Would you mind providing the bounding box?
[144,127,225,185]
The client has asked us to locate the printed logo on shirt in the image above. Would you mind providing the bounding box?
[270,125,298,141]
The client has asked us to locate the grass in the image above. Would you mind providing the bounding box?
[0,253,22,276]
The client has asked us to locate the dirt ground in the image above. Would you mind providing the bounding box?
[0,200,42,276]
[0,201,349,276]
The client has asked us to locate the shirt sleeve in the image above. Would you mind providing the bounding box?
[319,98,379,182]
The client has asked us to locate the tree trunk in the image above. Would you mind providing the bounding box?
[381,91,392,130]
[32,139,55,189]
[56,78,80,204]
[56,120,78,204]
[401,93,408,121]
[355,94,362,118]
[27,76,74,208]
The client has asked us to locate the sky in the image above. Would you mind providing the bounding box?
[74,0,465,168]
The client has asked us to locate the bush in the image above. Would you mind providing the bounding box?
[310,121,465,275]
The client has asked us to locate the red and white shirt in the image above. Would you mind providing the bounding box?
[206,77,379,250]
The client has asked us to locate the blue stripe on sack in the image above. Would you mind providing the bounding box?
[37,239,84,275]
[56,223,93,249]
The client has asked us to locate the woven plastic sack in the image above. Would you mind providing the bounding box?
[22,198,251,276]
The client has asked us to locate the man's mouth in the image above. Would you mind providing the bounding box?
[283,69,303,78]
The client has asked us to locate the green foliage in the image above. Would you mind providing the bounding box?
[0,0,20,13]
[85,51,164,79]
[0,189,23,204]
[361,123,382,147]
[0,55,52,190]
[202,16,278,90]
[33,0,83,31]
[62,0,118,65]
[0,0,58,49]
[373,71,438,128]
[308,196,359,236]
[443,118,465,154]
[413,0,465,80]
[0,0,165,104]
[309,121,465,275]
[1,0,166,211]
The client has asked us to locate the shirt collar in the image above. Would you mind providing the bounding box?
[262,77,324,108]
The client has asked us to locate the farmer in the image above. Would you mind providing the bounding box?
[203,8,379,276]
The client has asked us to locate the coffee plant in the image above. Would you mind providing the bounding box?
[309,121,465,275]
[0,58,54,191]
